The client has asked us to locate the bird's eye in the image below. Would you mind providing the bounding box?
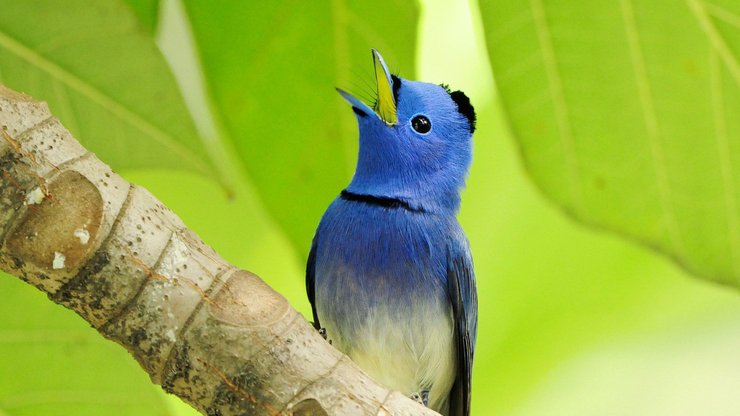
[410,115,432,134]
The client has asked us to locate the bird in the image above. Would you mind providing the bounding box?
[306,49,477,416]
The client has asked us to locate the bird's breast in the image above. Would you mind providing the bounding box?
[313,199,456,411]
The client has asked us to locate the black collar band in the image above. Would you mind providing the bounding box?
[340,190,425,213]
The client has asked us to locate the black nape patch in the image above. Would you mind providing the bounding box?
[450,90,476,133]
[391,75,401,104]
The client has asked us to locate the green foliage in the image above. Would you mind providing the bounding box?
[461,97,740,414]
[181,1,419,254]
[1,1,740,415]
[481,0,740,287]
[0,0,218,180]
[0,278,169,416]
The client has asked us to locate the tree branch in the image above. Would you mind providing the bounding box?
[0,85,436,416]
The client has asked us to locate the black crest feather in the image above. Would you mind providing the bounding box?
[450,90,476,133]
[391,74,402,104]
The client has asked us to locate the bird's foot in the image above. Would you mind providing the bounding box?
[410,390,429,407]
[317,327,332,345]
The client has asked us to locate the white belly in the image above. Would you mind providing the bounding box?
[319,297,457,412]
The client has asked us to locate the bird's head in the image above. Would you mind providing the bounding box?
[337,49,476,213]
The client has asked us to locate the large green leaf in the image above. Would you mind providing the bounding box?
[0,275,169,416]
[0,0,219,180]
[480,0,740,287]
[182,1,419,255]
[463,97,740,416]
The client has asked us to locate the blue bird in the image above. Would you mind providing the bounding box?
[306,49,477,416]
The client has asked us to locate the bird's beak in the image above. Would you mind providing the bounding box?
[372,49,397,125]
[336,87,375,119]
[336,49,398,125]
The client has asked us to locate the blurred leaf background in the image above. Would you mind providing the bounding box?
[1,1,740,415]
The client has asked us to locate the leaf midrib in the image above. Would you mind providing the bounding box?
[529,0,585,214]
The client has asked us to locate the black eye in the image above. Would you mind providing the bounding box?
[411,115,432,134]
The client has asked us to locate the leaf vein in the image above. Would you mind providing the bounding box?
[689,0,740,85]
[529,0,584,213]
[0,28,208,173]
[621,0,686,257]
[704,1,740,30]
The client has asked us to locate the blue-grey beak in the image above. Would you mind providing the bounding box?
[336,87,376,119]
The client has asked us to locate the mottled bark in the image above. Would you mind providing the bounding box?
[0,85,437,416]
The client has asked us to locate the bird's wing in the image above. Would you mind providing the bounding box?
[306,233,321,329]
[446,234,478,416]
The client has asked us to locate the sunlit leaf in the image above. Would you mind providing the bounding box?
[459,96,740,414]
[182,1,419,255]
[0,276,169,416]
[0,0,220,181]
[480,0,740,287]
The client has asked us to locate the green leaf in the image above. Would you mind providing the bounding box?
[0,0,220,181]
[123,0,161,33]
[0,275,169,416]
[182,1,419,255]
[480,0,740,287]
[460,97,740,415]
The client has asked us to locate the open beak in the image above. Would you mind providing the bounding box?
[336,49,398,125]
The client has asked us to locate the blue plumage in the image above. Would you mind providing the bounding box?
[306,50,477,416]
